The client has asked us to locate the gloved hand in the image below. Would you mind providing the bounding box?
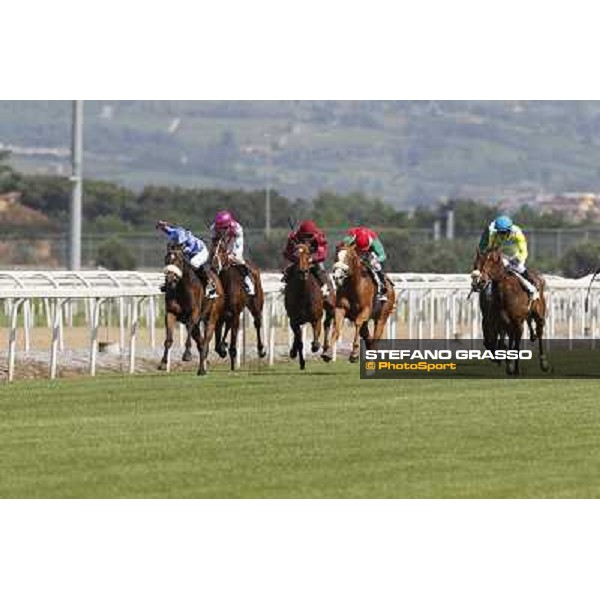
[156,220,168,230]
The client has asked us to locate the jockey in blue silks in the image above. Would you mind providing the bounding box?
[156,220,217,298]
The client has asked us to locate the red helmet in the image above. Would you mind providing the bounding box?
[215,210,233,230]
[297,220,318,236]
[354,229,372,252]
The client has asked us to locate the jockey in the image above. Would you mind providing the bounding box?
[343,226,388,302]
[210,210,255,296]
[156,220,218,298]
[479,215,539,300]
[282,220,330,295]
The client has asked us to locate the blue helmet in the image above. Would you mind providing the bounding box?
[494,215,513,233]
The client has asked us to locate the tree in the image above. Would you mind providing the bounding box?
[0,150,23,191]
[560,242,600,278]
[96,237,136,270]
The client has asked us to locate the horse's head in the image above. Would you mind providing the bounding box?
[292,241,312,275]
[163,244,185,290]
[471,248,504,291]
[332,242,357,287]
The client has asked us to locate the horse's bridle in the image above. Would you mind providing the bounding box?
[164,247,185,288]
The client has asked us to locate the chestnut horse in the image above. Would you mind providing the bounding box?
[322,243,395,363]
[158,245,225,375]
[211,240,267,370]
[284,241,334,369]
[471,248,550,375]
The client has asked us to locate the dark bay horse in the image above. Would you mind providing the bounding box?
[471,248,550,375]
[284,242,334,369]
[158,245,225,375]
[211,241,267,370]
[322,243,395,363]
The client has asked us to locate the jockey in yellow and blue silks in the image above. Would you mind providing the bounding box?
[479,215,539,300]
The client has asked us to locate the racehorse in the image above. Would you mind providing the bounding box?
[471,248,550,375]
[283,241,334,369]
[158,244,225,375]
[211,240,267,370]
[321,242,395,363]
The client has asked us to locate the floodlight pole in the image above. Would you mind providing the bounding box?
[265,133,271,238]
[69,100,83,270]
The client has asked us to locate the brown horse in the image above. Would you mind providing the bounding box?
[158,245,225,375]
[321,243,395,363]
[211,241,267,370]
[284,242,334,369]
[471,248,550,375]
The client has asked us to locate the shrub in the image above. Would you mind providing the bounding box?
[96,237,136,270]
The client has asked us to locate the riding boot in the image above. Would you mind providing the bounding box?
[239,264,255,296]
[522,269,540,300]
[312,264,330,296]
[375,270,388,302]
[195,265,218,299]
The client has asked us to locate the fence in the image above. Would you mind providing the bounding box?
[2,270,600,383]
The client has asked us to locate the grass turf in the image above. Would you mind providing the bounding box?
[1,363,600,498]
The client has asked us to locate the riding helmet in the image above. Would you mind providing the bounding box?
[298,220,318,235]
[355,229,372,251]
[494,215,513,233]
[215,210,234,230]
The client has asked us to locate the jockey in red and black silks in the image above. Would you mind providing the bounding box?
[282,220,331,295]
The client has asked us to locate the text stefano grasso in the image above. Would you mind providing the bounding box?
[363,349,533,361]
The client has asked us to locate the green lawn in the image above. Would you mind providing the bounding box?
[1,363,600,498]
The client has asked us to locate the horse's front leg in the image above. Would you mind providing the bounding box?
[190,320,207,376]
[182,325,193,361]
[506,322,523,376]
[248,295,267,359]
[534,313,550,372]
[322,304,334,354]
[322,307,345,362]
[350,308,371,363]
[289,321,305,369]
[228,312,240,371]
[159,312,176,370]
[311,312,323,353]
[201,312,220,375]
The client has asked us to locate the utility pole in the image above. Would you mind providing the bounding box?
[69,100,83,270]
[265,132,272,238]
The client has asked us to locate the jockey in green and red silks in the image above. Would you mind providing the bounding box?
[343,226,388,302]
[282,220,331,295]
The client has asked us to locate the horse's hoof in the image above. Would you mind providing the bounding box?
[290,348,298,359]
[182,351,192,362]
[311,342,321,353]
[321,353,332,363]
[300,362,306,370]
[349,355,359,364]
[197,369,207,376]
[540,358,551,372]
[258,349,267,359]
[216,346,227,358]
[157,362,167,371]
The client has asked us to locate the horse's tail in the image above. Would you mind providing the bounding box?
[585,267,600,312]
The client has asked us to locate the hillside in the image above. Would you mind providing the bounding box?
[2,100,600,207]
